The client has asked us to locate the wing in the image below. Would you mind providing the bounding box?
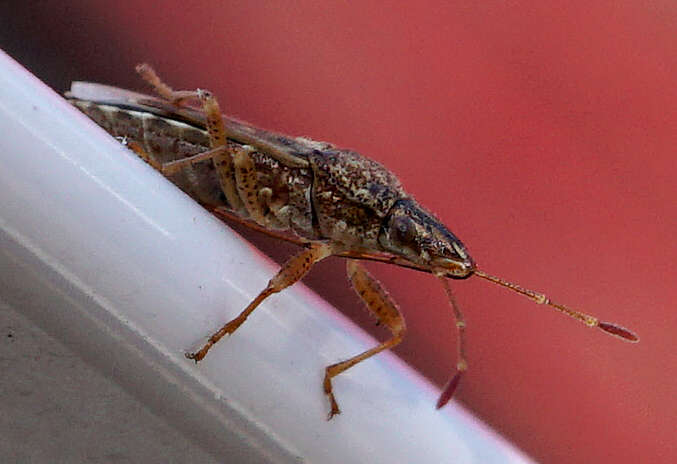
[67,82,315,168]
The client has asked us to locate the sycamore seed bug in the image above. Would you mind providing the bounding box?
[66,64,638,419]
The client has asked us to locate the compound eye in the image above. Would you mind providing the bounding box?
[391,216,417,246]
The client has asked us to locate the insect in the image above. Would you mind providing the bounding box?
[66,64,639,419]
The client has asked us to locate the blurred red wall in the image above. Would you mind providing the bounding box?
[5,2,675,462]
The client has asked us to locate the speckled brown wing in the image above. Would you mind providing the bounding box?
[67,82,317,169]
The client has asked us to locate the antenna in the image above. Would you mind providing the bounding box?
[474,269,639,342]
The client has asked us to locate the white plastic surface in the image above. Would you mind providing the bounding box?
[0,50,534,464]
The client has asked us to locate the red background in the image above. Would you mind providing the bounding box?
[4,2,675,462]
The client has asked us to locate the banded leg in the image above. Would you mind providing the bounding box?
[136,63,243,212]
[323,260,407,419]
[123,139,162,171]
[125,139,229,176]
[186,243,334,362]
[233,145,272,226]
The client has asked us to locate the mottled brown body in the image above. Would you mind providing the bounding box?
[71,99,320,238]
[310,150,406,248]
[67,80,451,418]
[70,96,413,250]
[66,67,637,419]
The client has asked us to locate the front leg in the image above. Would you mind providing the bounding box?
[323,260,407,419]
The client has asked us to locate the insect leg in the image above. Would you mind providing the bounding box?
[135,64,226,147]
[136,64,243,211]
[186,243,334,362]
[435,275,467,409]
[136,63,202,104]
[233,145,271,226]
[125,139,229,176]
[123,139,163,171]
[323,260,406,419]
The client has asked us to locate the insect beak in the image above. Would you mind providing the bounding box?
[433,255,476,279]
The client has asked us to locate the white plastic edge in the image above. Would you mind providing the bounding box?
[0,50,534,464]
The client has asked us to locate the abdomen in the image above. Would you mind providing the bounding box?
[71,99,317,239]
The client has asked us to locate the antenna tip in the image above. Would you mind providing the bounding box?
[436,371,463,409]
[598,321,640,343]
